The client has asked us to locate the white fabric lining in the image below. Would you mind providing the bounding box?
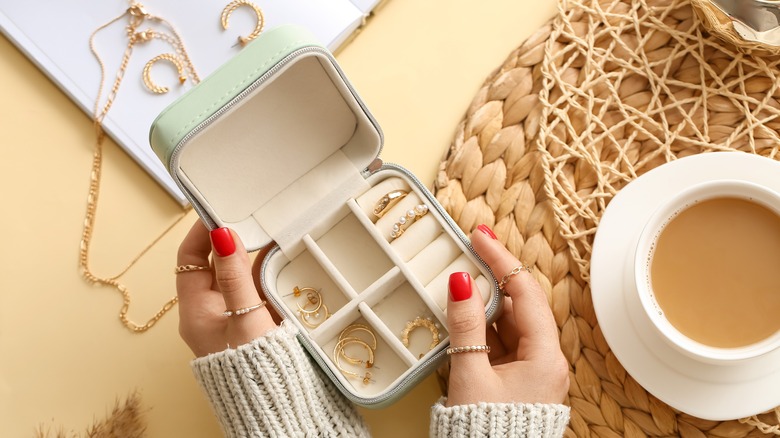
[302,234,359,299]
[358,302,418,366]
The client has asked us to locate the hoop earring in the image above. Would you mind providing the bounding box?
[338,324,378,349]
[401,317,441,358]
[334,338,375,384]
[221,0,265,46]
[337,324,380,369]
[142,53,186,94]
[294,286,330,328]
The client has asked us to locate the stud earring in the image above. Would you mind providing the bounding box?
[401,316,441,358]
[221,0,265,47]
[142,53,186,94]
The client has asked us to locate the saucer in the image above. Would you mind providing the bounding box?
[591,152,780,421]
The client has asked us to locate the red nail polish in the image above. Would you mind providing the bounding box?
[210,228,236,257]
[449,272,472,302]
[477,224,497,240]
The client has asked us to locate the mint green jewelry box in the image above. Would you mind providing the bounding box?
[150,25,501,408]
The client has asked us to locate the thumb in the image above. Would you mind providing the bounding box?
[447,272,490,371]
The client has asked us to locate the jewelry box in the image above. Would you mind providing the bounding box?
[150,25,501,408]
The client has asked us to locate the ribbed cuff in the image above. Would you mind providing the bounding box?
[191,321,369,438]
[430,397,570,438]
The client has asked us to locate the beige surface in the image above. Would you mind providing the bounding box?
[0,1,555,436]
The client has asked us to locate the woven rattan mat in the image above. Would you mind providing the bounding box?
[434,0,780,436]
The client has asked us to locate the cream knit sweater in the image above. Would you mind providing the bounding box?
[192,322,570,437]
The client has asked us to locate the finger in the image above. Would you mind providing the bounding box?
[210,227,275,339]
[471,226,560,356]
[176,220,215,304]
[447,272,491,373]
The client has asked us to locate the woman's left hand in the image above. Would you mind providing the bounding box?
[176,220,277,357]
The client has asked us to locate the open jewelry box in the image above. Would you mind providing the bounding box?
[150,25,501,407]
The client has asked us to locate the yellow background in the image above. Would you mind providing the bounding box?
[0,1,555,436]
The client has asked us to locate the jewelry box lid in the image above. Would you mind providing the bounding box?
[150,25,383,252]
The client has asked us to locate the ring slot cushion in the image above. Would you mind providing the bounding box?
[150,25,501,407]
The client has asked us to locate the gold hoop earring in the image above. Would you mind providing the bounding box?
[337,324,380,369]
[334,338,375,384]
[221,0,264,46]
[338,324,378,349]
[334,337,375,369]
[142,53,186,94]
[300,303,330,328]
[294,286,323,315]
[293,286,330,328]
[401,317,441,358]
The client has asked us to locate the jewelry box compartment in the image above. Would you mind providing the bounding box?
[262,171,497,401]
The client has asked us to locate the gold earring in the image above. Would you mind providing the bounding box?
[338,324,378,349]
[401,317,441,358]
[334,338,375,384]
[337,324,380,369]
[142,53,186,94]
[293,286,330,328]
[221,0,264,46]
[334,337,375,369]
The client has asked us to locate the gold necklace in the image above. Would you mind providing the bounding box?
[81,2,199,333]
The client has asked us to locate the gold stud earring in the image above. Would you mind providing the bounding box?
[221,0,265,47]
[401,316,441,358]
[142,53,186,94]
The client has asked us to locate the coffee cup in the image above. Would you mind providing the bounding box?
[634,179,780,363]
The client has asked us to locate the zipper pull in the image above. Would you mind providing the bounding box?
[361,158,383,178]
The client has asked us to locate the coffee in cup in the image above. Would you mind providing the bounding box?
[635,180,780,362]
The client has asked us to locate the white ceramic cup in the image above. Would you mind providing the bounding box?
[634,179,780,363]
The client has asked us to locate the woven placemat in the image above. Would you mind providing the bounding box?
[434,0,780,436]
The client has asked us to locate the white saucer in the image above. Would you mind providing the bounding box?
[591,152,780,421]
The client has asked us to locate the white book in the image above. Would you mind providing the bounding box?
[0,0,382,205]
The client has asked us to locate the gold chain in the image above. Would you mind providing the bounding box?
[81,3,200,333]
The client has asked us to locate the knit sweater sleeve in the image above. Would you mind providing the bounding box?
[430,397,570,437]
[191,321,370,437]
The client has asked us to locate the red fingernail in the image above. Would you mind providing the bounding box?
[449,272,472,302]
[210,228,236,257]
[477,224,497,240]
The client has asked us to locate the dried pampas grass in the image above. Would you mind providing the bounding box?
[36,392,145,438]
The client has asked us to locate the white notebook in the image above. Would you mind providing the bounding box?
[0,0,384,204]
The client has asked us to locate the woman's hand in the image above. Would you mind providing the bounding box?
[445,225,570,406]
[176,221,277,357]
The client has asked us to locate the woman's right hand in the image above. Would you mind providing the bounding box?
[444,225,570,406]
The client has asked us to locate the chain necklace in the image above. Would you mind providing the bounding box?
[81,3,199,333]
